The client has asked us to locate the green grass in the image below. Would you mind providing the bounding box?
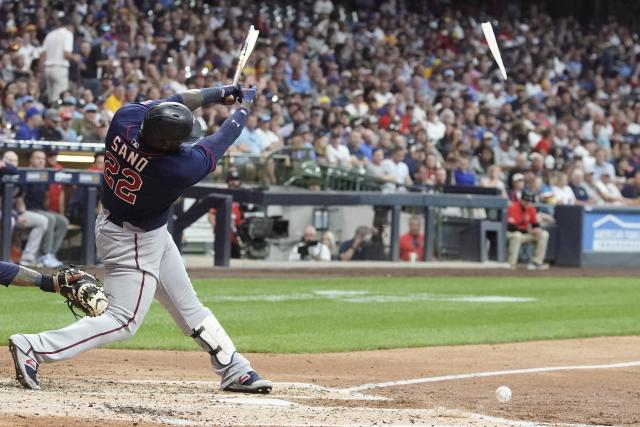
[1,277,639,353]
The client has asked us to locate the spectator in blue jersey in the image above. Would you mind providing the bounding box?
[15,107,42,140]
[19,150,68,268]
[453,156,476,186]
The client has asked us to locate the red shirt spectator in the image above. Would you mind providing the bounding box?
[46,150,64,214]
[507,198,540,232]
[399,216,425,261]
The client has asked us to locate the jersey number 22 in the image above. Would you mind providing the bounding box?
[104,151,142,204]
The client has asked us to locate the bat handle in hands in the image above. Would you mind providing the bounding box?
[220,84,243,105]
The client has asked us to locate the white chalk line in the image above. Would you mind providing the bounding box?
[341,360,640,392]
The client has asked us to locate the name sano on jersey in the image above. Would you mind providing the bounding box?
[110,135,149,173]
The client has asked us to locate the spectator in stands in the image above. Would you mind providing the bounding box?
[583,167,602,204]
[39,109,63,141]
[399,216,425,262]
[338,225,385,261]
[45,149,65,215]
[2,92,21,130]
[622,169,640,202]
[569,169,592,205]
[494,130,518,171]
[481,165,507,197]
[506,189,549,270]
[20,150,68,267]
[15,107,42,140]
[508,173,525,202]
[592,148,615,181]
[2,151,49,268]
[232,115,262,157]
[59,111,78,141]
[550,172,576,205]
[595,171,627,205]
[72,103,100,142]
[326,130,352,169]
[381,147,412,192]
[453,156,476,186]
[41,17,76,103]
[288,225,331,262]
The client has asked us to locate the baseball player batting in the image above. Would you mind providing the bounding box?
[8,83,273,393]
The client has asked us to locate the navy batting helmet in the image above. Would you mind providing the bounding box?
[139,102,201,153]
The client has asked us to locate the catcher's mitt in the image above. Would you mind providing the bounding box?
[56,265,108,318]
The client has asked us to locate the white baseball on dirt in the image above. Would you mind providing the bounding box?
[495,385,512,403]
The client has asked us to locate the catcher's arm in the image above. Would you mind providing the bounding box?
[0,261,79,291]
[0,261,108,318]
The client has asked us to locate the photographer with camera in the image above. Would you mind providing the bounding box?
[338,225,385,261]
[288,225,331,262]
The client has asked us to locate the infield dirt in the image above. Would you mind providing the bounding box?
[1,336,639,426]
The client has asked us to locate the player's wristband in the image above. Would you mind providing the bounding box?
[38,274,56,293]
[201,87,224,107]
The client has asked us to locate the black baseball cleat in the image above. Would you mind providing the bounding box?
[223,371,273,394]
[8,335,40,390]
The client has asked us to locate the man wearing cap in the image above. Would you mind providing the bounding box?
[59,111,78,142]
[345,89,369,119]
[15,107,42,140]
[506,189,549,270]
[508,173,525,202]
[41,17,76,103]
[72,103,100,142]
[38,109,63,141]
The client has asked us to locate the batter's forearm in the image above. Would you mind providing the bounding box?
[178,86,234,111]
[196,108,249,160]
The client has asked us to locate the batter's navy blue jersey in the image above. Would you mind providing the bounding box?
[102,95,248,231]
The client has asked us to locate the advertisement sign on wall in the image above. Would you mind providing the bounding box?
[583,212,640,253]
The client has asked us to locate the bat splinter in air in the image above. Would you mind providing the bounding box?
[233,25,260,85]
[481,21,507,80]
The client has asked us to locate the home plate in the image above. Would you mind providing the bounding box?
[215,396,299,406]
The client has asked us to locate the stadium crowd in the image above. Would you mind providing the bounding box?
[1,0,640,264]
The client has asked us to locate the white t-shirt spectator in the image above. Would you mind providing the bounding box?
[327,143,351,168]
[552,185,576,205]
[592,162,615,181]
[42,27,73,67]
[381,159,410,187]
[255,128,280,151]
[426,118,446,142]
[595,180,624,204]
